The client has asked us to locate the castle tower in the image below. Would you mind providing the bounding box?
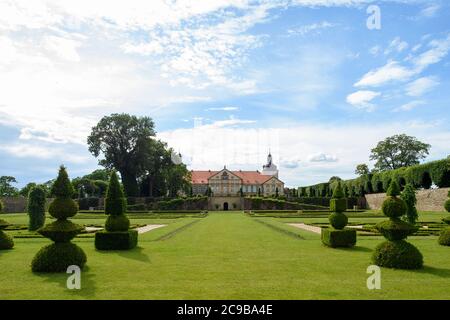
[262,152,279,178]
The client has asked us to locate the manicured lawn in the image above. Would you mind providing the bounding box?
[0,211,449,299]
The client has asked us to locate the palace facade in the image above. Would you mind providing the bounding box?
[191,153,284,197]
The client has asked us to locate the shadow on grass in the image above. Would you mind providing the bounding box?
[326,245,373,253]
[410,265,450,278]
[34,265,97,298]
[96,246,150,263]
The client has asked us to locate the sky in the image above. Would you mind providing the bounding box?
[0,0,449,189]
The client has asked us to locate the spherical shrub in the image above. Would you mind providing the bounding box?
[48,197,78,219]
[105,214,130,232]
[372,240,423,269]
[438,228,450,246]
[38,220,83,242]
[443,216,450,225]
[444,199,450,213]
[382,196,407,218]
[376,219,418,241]
[0,231,14,250]
[31,242,87,272]
[329,212,348,230]
[330,198,347,213]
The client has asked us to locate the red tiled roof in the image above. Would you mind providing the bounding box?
[191,170,276,185]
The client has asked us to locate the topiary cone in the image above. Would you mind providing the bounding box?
[372,180,423,269]
[95,171,137,250]
[31,166,86,272]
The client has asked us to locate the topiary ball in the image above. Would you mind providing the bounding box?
[372,240,423,269]
[0,231,14,250]
[444,199,450,213]
[105,214,130,232]
[48,197,78,219]
[329,212,348,229]
[438,228,450,246]
[376,219,418,241]
[31,242,87,273]
[330,198,347,213]
[382,196,407,218]
[38,220,83,242]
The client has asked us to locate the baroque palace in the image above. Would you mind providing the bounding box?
[190,153,284,210]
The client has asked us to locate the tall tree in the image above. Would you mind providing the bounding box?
[355,164,370,176]
[0,176,19,197]
[370,134,431,171]
[87,113,156,196]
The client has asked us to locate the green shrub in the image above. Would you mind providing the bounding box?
[0,200,3,212]
[95,230,138,250]
[438,228,450,246]
[321,228,356,248]
[382,196,407,218]
[127,203,147,211]
[105,171,127,215]
[443,216,450,225]
[27,186,46,231]
[105,214,130,232]
[38,220,83,242]
[330,198,347,213]
[400,184,418,224]
[372,240,423,269]
[0,230,14,250]
[375,219,418,241]
[32,166,86,272]
[78,197,100,210]
[445,199,450,213]
[329,212,348,230]
[31,242,87,272]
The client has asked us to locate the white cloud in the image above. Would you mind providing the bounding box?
[405,77,439,97]
[287,21,336,36]
[206,107,239,111]
[394,100,426,112]
[384,37,408,55]
[308,153,338,163]
[414,34,450,71]
[420,4,440,18]
[346,90,380,111]
[354,61,416,87]
[369,45,381,56]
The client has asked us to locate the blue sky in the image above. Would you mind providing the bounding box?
[0,0,449,188]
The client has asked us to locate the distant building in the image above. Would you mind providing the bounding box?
[191,153,284,198]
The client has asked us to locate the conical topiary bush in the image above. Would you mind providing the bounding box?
[95,171,138,250]
[438,190,450,246]
[372,180,423,269]
[31,166,87,272]
[0,200,14,250]
[321,181,356,248]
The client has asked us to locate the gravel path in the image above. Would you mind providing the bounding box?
[287,223,322,234]
[135,224,166,234]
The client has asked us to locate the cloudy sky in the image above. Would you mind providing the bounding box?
[0,0,449,188]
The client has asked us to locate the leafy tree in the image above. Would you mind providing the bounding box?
[87,113,156,196]
[0,176,19,197]
[328,176,342,183]
[20,183,37,197]
[401,184,418,224]
[370,134,431,171]
[355,164,370,176]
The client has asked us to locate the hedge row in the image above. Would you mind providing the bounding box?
[244,197,327,211]
[298,158,450,197]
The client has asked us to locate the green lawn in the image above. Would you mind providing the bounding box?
[0,211,449,299]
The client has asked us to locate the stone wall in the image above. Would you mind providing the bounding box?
[209,196,242,210]
[365,187,449,212]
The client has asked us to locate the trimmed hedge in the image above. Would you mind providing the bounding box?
[299,158,450,196]
[321,228,357,248]
[27,186,46,231]
[78,197,101,210]
[95,230,138,250]
[31,242,87,272]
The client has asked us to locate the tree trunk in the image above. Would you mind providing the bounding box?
[119,170,139,197]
